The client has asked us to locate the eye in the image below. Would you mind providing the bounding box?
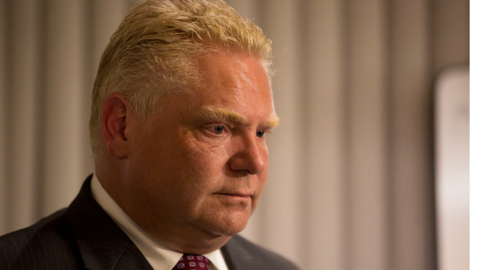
[256,130,265,138]
[203,124,229,137]
[212,125,225,134]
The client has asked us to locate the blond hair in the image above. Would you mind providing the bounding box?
[89,0,272,154]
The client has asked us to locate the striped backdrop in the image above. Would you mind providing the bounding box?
[0,0,469,269]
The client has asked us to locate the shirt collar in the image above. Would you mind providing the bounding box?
[90,174,228,270]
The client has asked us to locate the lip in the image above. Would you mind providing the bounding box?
[214,192,253,197]
[214,193,253,205]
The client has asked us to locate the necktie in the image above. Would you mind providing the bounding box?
[173,254,210,270]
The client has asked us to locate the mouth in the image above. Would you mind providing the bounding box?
[214,191,253,197]
[215,193,252,199]
[213,192,253,206]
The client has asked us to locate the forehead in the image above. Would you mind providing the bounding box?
[194,51,273,102]
[199,51,267,85]
[186,51,276,121]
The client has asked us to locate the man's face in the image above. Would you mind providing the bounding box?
[121,50,278,244]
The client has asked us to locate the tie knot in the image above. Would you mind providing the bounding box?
[173,254,209,269]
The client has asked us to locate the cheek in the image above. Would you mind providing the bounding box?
[181,136,232,176]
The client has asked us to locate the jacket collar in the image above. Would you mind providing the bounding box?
[66,175,153,270]
[221,235,254,270]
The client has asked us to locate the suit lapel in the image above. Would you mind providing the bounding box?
[221,235,255,270]
[66,176,153,270]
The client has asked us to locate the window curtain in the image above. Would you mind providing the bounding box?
[0,0,468,269]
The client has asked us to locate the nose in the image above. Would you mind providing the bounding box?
[228,134,268,175]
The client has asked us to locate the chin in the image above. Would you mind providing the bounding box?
[203,214,250,237]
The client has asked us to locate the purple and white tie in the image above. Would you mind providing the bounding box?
[173,254,209,270]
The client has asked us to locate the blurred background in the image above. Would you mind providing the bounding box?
[0,0,469,269]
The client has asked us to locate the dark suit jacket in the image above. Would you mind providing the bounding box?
[0,176,300,270]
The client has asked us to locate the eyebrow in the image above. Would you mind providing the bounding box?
[193,106,280,129]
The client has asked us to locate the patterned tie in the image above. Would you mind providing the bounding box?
[173,254,210,270]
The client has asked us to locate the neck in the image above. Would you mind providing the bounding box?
[125,208,232,254]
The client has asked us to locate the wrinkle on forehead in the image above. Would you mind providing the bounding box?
[199,51,269,92]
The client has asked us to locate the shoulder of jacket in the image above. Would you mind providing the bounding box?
[0,208,83,269]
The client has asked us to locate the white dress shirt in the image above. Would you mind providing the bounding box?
[90,174,229,270]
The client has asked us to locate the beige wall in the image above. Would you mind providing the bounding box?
[0,0,469,269]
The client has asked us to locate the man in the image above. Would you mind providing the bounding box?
[0,0,300,269]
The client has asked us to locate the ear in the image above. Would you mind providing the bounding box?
[102,92,131,159]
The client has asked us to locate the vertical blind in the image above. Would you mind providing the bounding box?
[0,0,468,269]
